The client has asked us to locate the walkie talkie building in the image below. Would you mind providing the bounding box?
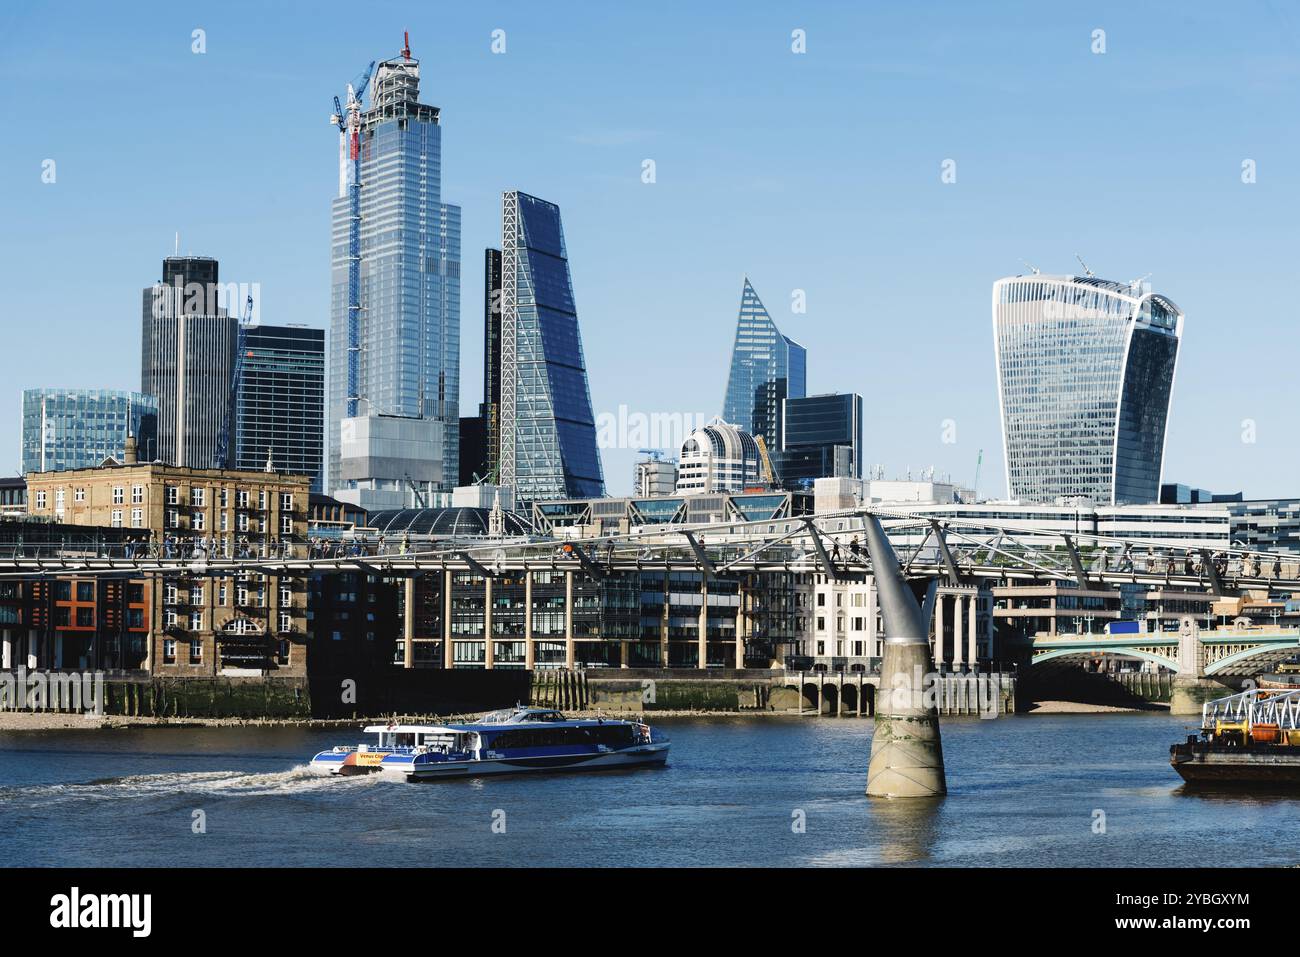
[992,274,1183,506]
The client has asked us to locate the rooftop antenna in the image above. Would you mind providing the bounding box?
[402,30,411,60]
[1020,259,1040,275]
[1075,254,1095,278]
[174,232,180,256]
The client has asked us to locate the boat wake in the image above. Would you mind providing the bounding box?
[2,765,387,807]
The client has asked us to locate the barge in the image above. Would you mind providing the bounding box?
[1170,687,1300,787]
[310,706,670,781]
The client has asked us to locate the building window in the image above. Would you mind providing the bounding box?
[73,488,85,503]
[258,490,267,511]
[167,509,179,528]
[279,611,292,632]
[112,487,124,505]
[189,612,203,632]
[220,512,229,532]
[131,508,143,528]
[281,515,293,535]
[220,488,229,508]
[35,490,46,509]
[163,639,176,664]
[190,639,202,664]
[111,509,123,528]
[280,493,294,511]
[76,607,94,627]
[193,511,205,531]
[192,487,205,507]
[218,584,227,606]
[237,490,249,509]
[190,585,203,605]
[131,485,143,504]
[166,486,179,505]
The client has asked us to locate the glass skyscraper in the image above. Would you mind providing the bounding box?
[498,190,604,501]
[235,325,325,491]
[777,392,863,489]
[329,41,460,509]
[722,278,806,454]
[22,389,158,474]
[993,273,1183,506]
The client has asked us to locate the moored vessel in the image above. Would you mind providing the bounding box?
[310,706,670,781]
[1170,687,1300,787]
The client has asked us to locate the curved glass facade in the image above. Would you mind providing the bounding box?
[993,275,1182,506]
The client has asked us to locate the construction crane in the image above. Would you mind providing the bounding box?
[330,59,375,421]
[753,435,777,487]
[1075,254,1095,278]
[214,294,255,469]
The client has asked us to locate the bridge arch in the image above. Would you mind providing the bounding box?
[821,683,839,715]
[1206,641,1300,676]
[1030,648,1180,673]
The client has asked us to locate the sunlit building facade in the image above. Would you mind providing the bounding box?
[722,278,806,454]
[329,41,461,509]
[498,191,604,502]
[992,274,1183,505]
[21,389,158,474]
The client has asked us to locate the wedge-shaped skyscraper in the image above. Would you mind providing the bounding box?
[498,191,604,501]
[722,279,806,454]
[992,273,1183,505]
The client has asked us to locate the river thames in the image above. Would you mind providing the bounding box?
[1,712,1297,867]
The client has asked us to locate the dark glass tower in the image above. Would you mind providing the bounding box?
[482,247,503,480]
[498,191,604,501]
[777,392,863,489]
[722,278,806,454]
[235,325,325,491]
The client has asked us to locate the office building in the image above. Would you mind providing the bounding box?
[234,325,325,491]
[482,247,503,479]
[634,455,677,497]
[722,278,806,454]
[993,272,1183,505]
[498,191,604,501]
[21,389,158,474]
[675,421,763,495]
[777,392,862,489]
[329,39,461,510]
[141,256,239,469]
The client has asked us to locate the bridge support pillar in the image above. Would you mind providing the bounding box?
[933,595,945,669]
[1171,676,1231,716]
[952,597,964,671]
[864,515,946,799]
[443,568,454,670]
[403,577,415,669]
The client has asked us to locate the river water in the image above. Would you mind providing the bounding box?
[1,712,1296,867]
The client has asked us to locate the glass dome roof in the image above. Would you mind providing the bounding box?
[364,507,530,538]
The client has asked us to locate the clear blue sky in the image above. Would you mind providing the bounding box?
[4,0,1300,497]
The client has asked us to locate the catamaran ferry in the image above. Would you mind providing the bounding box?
[310,707,670,781]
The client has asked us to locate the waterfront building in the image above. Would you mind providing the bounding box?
[675,421,764,495]
[26,450,310,675]
[0,478,25,518]
[20,389,158,474]
[329,39,461,510]
[498,191,604,501]
[141,256,239,469]
[992,272,1183,505]
[722,278,806,454]
[234,325,325,491]
[777,392,863,489]
[0,519,149,671]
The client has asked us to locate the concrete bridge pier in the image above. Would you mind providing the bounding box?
[863,515,946,799]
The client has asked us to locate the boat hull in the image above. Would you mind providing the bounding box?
[311,742,670,781]
[1170,744,1300,788]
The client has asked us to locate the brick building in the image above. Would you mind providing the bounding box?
[26,445,311,676]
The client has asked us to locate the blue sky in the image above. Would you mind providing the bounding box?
[4,0,1300,497]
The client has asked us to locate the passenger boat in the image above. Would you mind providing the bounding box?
[310,706,670,781]
[1170,687,1300,787]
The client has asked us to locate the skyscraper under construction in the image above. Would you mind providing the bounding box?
[328,36,461,510]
